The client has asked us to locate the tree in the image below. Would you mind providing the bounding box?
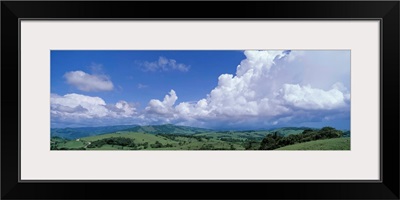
[259,127,344,150]
[259,135,278,150]
[319,127,343,138]
[302,129,314,134]
[244,140,260,150]
[151,141,163,148]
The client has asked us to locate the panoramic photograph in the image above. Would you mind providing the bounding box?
[50,50,350,150]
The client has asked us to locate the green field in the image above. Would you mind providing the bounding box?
[50,125,350,151]
[51,132,248,150]
[53,140,86,149]
[276,138,350,150]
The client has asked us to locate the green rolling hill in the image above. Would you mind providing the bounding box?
[276,138,350,150]
[50,124,349,151]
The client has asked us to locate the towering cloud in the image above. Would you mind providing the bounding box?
[145,50,350,127]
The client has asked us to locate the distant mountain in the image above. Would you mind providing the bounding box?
[120,124,212,135]
[51,125,138,139]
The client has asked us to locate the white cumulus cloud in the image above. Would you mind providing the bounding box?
[51,93,136,120]
[145,90,178,116]
[64,71,114,92]
[280,84,347,110]
[142,50,350,128]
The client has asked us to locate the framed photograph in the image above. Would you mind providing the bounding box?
[2,1,399,199]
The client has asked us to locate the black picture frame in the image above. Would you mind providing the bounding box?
[2,1,399,199]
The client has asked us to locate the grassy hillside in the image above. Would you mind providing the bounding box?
[82,132,174,144]
[50,125,349,151]
[276,138,350,150]
[52,132,246,150]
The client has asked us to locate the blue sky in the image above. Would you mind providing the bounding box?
[51,50,350,130]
